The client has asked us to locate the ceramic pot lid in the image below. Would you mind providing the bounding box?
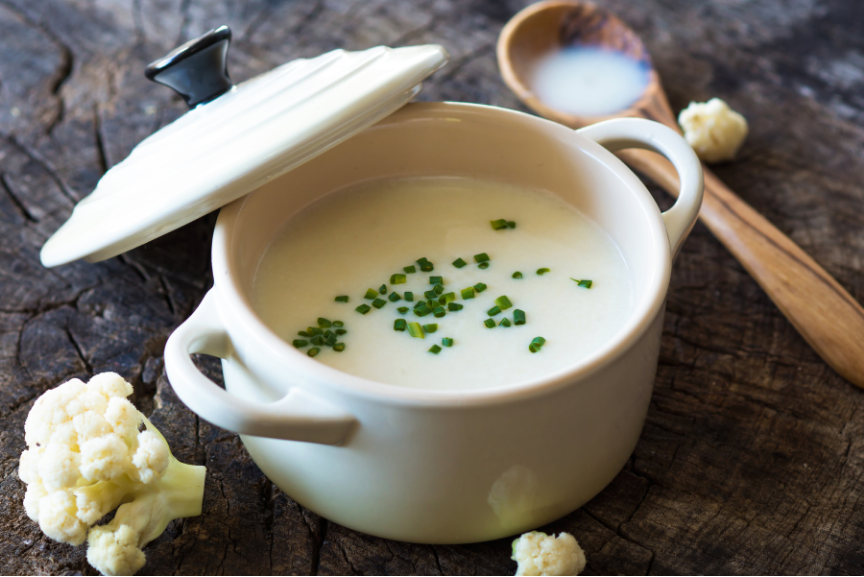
[40,27,448,267]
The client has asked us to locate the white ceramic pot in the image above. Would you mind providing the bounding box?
[163,102,702,544]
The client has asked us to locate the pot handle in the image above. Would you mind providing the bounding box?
[164,290,357,444]
[577,118,704,259]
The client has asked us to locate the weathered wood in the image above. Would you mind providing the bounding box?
[2,0,864,575]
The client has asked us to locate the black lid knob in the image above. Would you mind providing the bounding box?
[145,26,234,108]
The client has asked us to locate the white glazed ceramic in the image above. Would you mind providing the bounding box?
[164,102,703,543]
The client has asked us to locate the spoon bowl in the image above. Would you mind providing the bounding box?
[498,0,673,127]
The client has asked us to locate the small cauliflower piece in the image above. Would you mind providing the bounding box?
[17,373,206,576]
[512,531,586,576]
[678,98,749,163]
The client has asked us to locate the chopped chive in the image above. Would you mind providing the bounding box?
[318,318,332,328]
[308,347,320,357]
[335,295,349,303]
[408,322,424,338]
[452,258,467,268]
[536,268,551,276]
[439,292,456,304]
[433,283,444,295]
[420,261,434,272]
[514,309,526,325]
[474,252,490,263]
[355,304,372,315]
[529,343,540,353]
[394,319,407,332]
[417,257,430,265]
[491,219,508,230]
[333,343,345,352]
[391,274,407,284]
[325,335,337,347]
[397,306,409,314]
[372,298,387,309]
[404,265,416,274]
[311,335,324,346]
[429,344,442,354]
[427,299,437,308]
[423,323,438,333]
[365,288,378,299]
[499,318,511,327]
[335,328,347,335]
[442,337,454,347]
[448,302,463,311]
[478,262,489,269]
[484,318,496,328]
[424,290,437,300]
[405,291,414,302]
[430,276,443,285]
[512,272,523,279]
[433,306,446,318]
[532,336,546,347]
[323,330,334,339]
[487,305,502,316]
[461,287,475,299]
[570,278,594,289]
[474,282,487,293]
[293,339,308,348]
[414,303,432,317]
[298,331,310,338]
[507,221,516,229]
[495,296,513,310]
[389,292,402,302]
[414,300,425,309]
[379,284,387,295]
[332,320,344,327]
[308,327,324,336]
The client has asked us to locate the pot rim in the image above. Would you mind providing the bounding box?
[211,101,672,406]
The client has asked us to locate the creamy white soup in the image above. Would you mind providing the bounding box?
[252,177,634,391]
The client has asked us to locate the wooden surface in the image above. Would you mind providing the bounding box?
[2,0,864,574]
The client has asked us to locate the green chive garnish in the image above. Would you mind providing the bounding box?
[389,292,402,302]
[474,282,487,293]
[394,319,407,332]
[404,265,416,274]
[429,344,442,354]
[405,291,414,302]
[318,318,332,328]
[308,347,320,357]
[571,278,593,289]
[417,257,430,265]
[293,339,308,348]
[484,318,496,328]
[414,303,432,317]
[418,258,434,272]
[536,268,550,275]
[335,328,347,335]
[512,272,522,279]
[507,221,516,229]
[478,262,489,269]
[298,331,310,338]
[423,323,438,333]
[379,284,387,294]
[408,322,424,338]
[372,298,386,309]
[448,302,463,311]
[487,305,502,316]
[474,253,490,263]
[332,321,344,327]
[442,338,453,347]
[427,299,437,308]
[325,335,337,347]
[365,288,378,299]
[430,276,443,285]
[439,292,456,304]
[433,306,446,318]
[529,343,540,353]
[433,283,444,295]
[499,318,511,327]
[311,335,324,346]
[491,219,508,230]
[452,258,467,268]
[323,330,334,339]
[335,295,349,303]
[397,306,409,314]
[356,304,371,314]
[532,337,546,347]
[495,296,513,310]
[391,274,407,284]
[308,327,324,335]
[514,309,526,325]
[333,343,345,352]
[424,290,437,300]
[461,287,475,299]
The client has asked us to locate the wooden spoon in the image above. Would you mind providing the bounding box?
[497,0,864,388]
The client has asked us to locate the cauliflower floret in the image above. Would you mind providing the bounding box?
[17,373,206,576]
[678,98,748,163]
[512,531,586,576]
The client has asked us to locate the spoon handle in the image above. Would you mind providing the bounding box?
[618,148,864,388]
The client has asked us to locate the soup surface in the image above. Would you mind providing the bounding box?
[252,177,634,391]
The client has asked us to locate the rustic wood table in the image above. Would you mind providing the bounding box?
[2,0,864,574]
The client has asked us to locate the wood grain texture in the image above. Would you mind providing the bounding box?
[2,0,864,575]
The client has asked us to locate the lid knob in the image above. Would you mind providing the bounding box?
[145,26,234,108]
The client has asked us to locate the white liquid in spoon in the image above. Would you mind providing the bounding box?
[531,46,650,116]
